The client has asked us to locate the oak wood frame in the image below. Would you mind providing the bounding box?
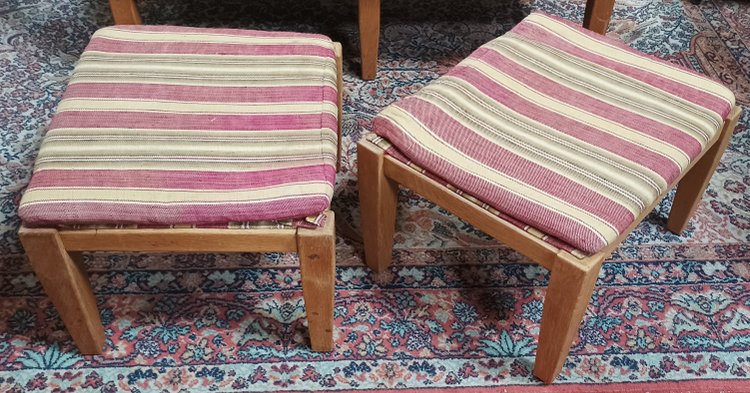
[18,43,344,356]
[357,106,741,383]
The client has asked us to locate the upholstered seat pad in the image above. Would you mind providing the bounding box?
[373,12,735,254]
[19,26,338,226]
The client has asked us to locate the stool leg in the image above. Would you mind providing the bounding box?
[533,255,603,384]
[582,0,615,35]
[109,0,142,25]
[358,0,380,80]
[357,140,398,273]
[297,211,336,352]
[667,107,741,234]
[19,228,105,355]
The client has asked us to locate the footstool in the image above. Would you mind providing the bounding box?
[357,12,740,383]
[18,26,343,354]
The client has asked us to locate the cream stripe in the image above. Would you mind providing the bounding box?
[22,181,334,204]
[74,61,337,77]
[525,14,735,107]
[489,38,719,143]
[421,80,655,212]
[46,128,336,137]
[381,105,619,244]
[39,141,336,158]
[57,99,338,116]
[95,28,333,48]
[462,57,691,170]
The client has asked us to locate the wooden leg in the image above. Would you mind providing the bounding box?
[357,140,399,273]
[297,211,336,352]
[533,254,604,384]
[582,0,615,35]
[358,0,380,80]
[667,107,741,234]
[18,228,105,355]
[109,0,142,25]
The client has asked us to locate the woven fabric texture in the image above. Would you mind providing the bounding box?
[19,25,339,227]
[372,12,736,254]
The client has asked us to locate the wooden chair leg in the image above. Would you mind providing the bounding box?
[533,254,604,384]
[109,0,142,25]
[18,228,105,355]
[358,0,380,80]
[297,211,336,352]
[357,140,399,273]
[582,0,615,34]
[667,107,742,234]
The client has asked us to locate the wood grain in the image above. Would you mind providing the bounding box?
[59,228,298,252]
[358,0,380,80]
[582,0,615,34]
[19,227,105,355]
[109,0,142,24]
[533,253,604,384]
[357,140,399,273]
[297,211,336,351]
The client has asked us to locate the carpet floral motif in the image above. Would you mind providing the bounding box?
[0,0,749,391]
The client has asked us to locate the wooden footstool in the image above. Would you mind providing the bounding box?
[358,12,740,383]
[18,26,343,355]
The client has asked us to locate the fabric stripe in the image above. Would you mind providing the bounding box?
[49,111,336,131]
[379,105,619,244]
[523,13,734,111]
[19,25,338,227]
[26,165,335,189]
[63,83,337,103]
[444,67,674,191]
[371,12,735,254]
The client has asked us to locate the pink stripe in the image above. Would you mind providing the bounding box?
[376,114,608,254]
[19,196,331,227]
[87,38,334,57]
[49,111,335,131]
[27,165,335,190]
[510,19,732,118]
[451,60,684,182]
[63,83,336,104]
[394,97,634,230]
[106,25,331,40]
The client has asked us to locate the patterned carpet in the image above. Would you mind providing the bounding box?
[1,0,749,391]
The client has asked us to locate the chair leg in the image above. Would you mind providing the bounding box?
[667,107,741,234]
[358,0,380,80]
[582,0,615,35]
[297,211,336,352]
[357,140,399,273]
[533,254,604,384]
[109,0,142,25]
[18,228,105,355]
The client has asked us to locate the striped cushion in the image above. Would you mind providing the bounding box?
[372,12,735,254]
[19,26,338,227]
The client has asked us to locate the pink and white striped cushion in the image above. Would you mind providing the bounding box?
[372,12,736,254]
[19,26,338,227]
